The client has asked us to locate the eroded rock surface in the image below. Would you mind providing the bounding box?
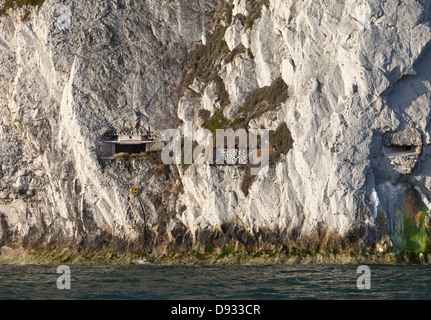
[1,0,431,255]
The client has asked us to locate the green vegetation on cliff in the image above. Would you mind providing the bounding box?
[402,210,431,253]
[201,77,289,133]
[182,25,230,92]
[0,245,406,266]
[0,0,45,17]
[388,188,431,263]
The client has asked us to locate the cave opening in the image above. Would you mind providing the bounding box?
[383,145,420,156]
[114,143,148,154]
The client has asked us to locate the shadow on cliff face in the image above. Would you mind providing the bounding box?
[0,214,13,248]
[171,220,366,255]
[368,45,431,260]
[369,124,431,261]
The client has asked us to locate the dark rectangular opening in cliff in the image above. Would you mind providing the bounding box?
[99,134,155,159]
[383,145,419,156]
[115,143,147,154]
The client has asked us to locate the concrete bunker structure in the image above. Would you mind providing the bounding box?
[99,129,156,159]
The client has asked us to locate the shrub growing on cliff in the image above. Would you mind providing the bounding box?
[399,189,431,262]
[183,25,230,90]
[402,208,431,254]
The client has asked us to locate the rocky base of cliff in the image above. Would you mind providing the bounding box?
[2,244,429,265]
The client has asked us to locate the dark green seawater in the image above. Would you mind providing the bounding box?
[0,264,430,300]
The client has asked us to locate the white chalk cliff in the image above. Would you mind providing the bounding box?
[1,0,431,255]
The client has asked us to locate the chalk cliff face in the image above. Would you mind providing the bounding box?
[1,0,431,255]
[0,0,219,251]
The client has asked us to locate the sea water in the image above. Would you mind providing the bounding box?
[0,264,430,300]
